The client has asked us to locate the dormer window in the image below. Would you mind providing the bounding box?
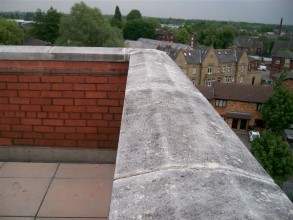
[208,66,212,74]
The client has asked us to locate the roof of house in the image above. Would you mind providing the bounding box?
[138,38,191,50]
[233,36,263,49]
[124,40,158,49]
[183,49,208,64]
[271,40,293,56]
[214,49,244,63]
[155,29,175,36]
[197,83,274,103]
[23,37,52,46]
[274,50,293,59]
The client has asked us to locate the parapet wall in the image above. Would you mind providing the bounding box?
[0,47,128,149]
[109,49,293,219]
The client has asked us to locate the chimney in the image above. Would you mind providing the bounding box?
[279,18,283,35]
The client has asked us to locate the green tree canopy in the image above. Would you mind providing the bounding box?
[0,18,25,45]
[56,2,123,47]
[30,7,62,44]
[175,28,190,44]
[261,85,293,131]
[111,6,122,29]
[126,9,142,21]
[123,19,156,40]
[251,130,293,186]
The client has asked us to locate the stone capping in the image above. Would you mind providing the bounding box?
[0,46,130,62]
[109,49,293,219]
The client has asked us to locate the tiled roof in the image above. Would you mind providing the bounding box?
[271,40,293,56]
[197,83,273,103]
[183,50,206,64]
[215,49,243,63]
[275,50,293,59]
[233,36,263,49]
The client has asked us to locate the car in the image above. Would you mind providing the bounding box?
[258,64,267,71]
[249,131,260,142]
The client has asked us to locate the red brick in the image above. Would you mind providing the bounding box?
[63,76,85,83]
[80,113,91,119]
[44,133,65,139]
[76,127,97,133]
[48,112,59,118]
[97,99,120,106]
[59,113,69,119]
[0,124,11,131]
[108,134,120,141]
[52,84,73,90]
[96,84,118,91]
[65,120,86,126]
[22,118,42,125]
[119,84,126,92]
[0,75,17,82]
[87,120,108,127]
[77,140,97,148]
[0,138,12,145]
[69,113,80,119]
[114,114,122,120]
[14,139,34,145]
[0,97,9,104]
[19,91,40,97]
[0,118,20,125]
[43,105,63,112]
[98,141,117,148]
[109,121,121,128]
[86,76,108,83]
[53,99,74,106]
[86,134,108,140]
[109,107,123,113]
[56,140,76,147]
[41,75,63,83]
[23,132,43,139]
[9,97,30,104]
[108,76,127,84]
[0,104,19,111]
[75,99,96,106]
[98,127,120,134]
[19,75,40,82]
[85,92,107,99]
[4,111,14,117]
[26,112,37,118]
[65,133,86,140]
[21,105,41,112]
[103,114,114,120]
[15,112,26,118]
[63,91,84,98]
[107,92,125,99]
[43,119,64,126]
[7,83,29,90]
[41,91,62,98]
[119,99,124,106]
[87,106,108,113]
[37,112,47,118]
[0,83,6,89]
[74,84,95,91]
[1,131,22,138]
[33,126,54,133]
[35,139,56,146]
[65,106,86,112]
[0,90,17,97]
[91,113,103,119]
[29,83,51,90]
[31,98,52,105]
[55,127,75,133]
[12,125,32,131]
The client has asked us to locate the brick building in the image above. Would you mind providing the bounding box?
[233,36,264,56]
[197,83,273,131]
[270,50,293,77]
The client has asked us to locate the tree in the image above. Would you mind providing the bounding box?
[56,2,123,47]
[126,9,142,21]
[123,19,156,40]
[251,130,293,186]
[261,85,293,131]
[111,6,122,29]
[0,18,25,45]
[175,28,190,44]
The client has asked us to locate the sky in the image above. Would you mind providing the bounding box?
[1,0,292,25]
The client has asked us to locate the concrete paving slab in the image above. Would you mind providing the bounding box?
[55,164,115,179]
[0,162,58,178]
[37,179,113,218]
[0,178,51,216]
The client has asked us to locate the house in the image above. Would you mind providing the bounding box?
[197,83,274,131]
[270,50,293,77]
[271,40,293,56]
[170,46,261,86]
[283,71,293,91]
[155,29,175,42]
[233,36,264,56]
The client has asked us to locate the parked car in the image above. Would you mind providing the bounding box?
[249,131,260,142]
[258,64,267,71]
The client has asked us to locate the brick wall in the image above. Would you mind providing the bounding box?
[0,60,128,149]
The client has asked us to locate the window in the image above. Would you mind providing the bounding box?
[257,103,263,111]
[222,66,226,73]
[240,77,243,83]
[227,66,231,72]
[217,67,221,73]
[217,77,222,82]
[192,68,196,75]
[208,66,212,74]
[216,99,227,107]
[275,59,280,64]
[240,66,244,72]
[206,79,212,86]
[224,76,232,83]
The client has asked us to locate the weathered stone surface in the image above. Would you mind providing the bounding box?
[0,46,129,62]
[109,49,293,219]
